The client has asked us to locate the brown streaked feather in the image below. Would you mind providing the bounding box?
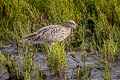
[33,25,64,44]
[21,25,71,44]
[20,32,37,42]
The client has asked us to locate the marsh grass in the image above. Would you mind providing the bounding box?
[102,38,118,61]
[0,41,3,48]
[90,37,99,56]
[0,51,24,80]
[1,0,120,79]
[47,42,67,77]
[76,65,91,80]
[18,42,35,75]
[0,43,45,80]
[103,60,112,80]
[80,40,88,67]
[0,67,2,78]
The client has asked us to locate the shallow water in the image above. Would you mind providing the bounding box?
[0,44,120,80]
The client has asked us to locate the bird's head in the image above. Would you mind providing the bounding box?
[65,20,77,29]
[65,20,92,34]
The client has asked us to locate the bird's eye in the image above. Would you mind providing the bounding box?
[71,23,74,25]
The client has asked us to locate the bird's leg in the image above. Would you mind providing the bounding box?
[17,39,20,55]
[33,44,38,53]
[48,45,52,53]
[48,42,57,53]
[49,43,57,53]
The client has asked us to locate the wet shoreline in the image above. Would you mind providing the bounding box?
[0,44,120,80]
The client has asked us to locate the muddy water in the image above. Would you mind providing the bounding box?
[0,44,120,80]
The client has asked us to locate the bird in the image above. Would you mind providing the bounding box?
[20,20,91,45]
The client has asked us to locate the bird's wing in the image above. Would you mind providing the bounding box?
[33,25,65,43]
[20,32,37,42]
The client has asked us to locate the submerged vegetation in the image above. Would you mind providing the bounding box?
[0,0,120,79]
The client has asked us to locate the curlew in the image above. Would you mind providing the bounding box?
[20,20,91,45]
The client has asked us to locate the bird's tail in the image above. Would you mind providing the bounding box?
[20,32,37,43]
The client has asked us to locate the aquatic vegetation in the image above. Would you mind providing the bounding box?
[0,51,24,80]
[47,42,67,77]
[0,44,45,80]
[77,66,91,80]
[0,0,120,79]
[104,60,112,80]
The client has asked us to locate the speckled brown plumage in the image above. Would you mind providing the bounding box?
[21,25,71,44]
[21,20,91,44]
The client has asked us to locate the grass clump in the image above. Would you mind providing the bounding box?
[47,42,67,77]
[0,51,24,80]
[102,38,118,61]
[103,60,112,80]
[1,0,120,79]
[18,43,35,76]
[0,43,45,80]
[0,41,3,48]
[76,65,91,80]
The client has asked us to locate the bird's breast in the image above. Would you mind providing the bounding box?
[60,27,71,41]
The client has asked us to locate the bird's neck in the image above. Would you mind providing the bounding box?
[64,27,72,33]
[64,24,71,28]
[64,24,72,33]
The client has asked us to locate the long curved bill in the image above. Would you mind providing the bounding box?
[77,25,92,35]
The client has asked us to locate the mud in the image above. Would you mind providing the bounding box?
[0,44,120,80]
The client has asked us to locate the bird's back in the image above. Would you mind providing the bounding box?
[21,25,71,44]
